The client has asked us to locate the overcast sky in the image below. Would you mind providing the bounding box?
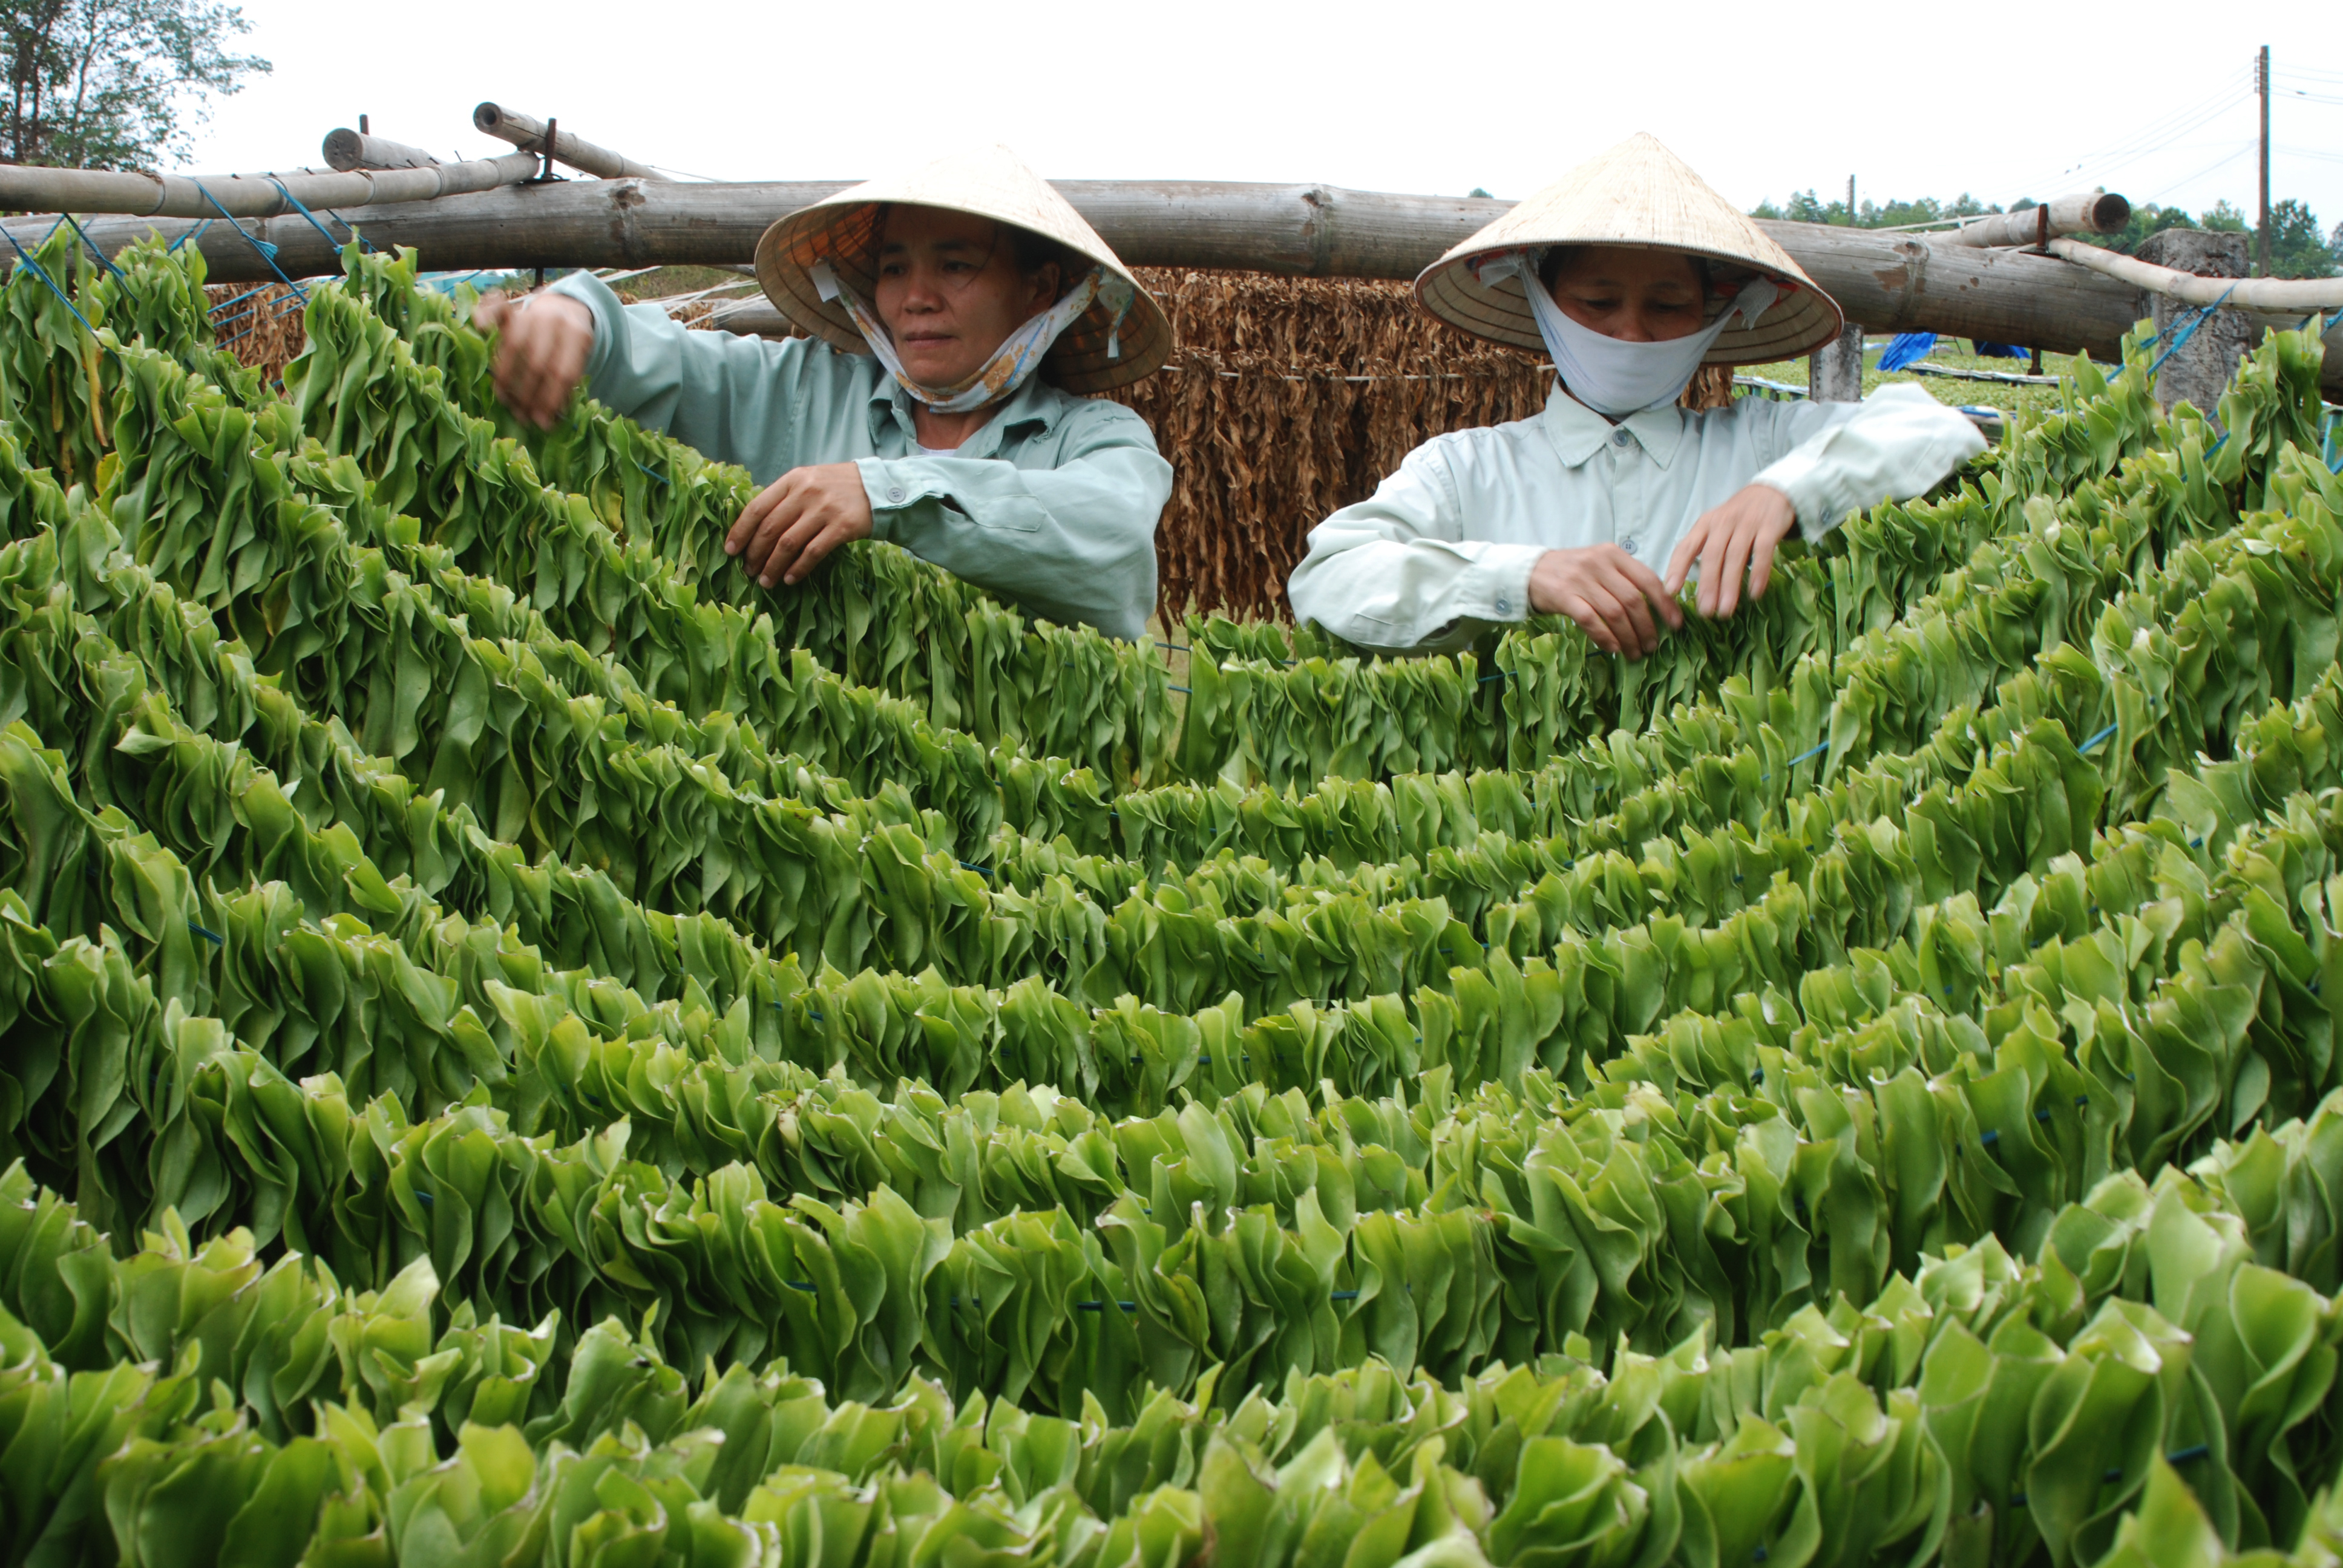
[187,0,2343,237]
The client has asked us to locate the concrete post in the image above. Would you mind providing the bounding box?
[1808,321,1866,402]
[2134,229,2255,417]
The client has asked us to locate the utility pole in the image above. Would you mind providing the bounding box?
[1848,174,1856,227]
[2258,45,2272,277]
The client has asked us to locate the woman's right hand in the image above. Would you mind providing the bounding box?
[474,289,594,429]
[1527,544,1684,658]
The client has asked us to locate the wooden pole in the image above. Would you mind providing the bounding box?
[2258,45,2272,277]
[12,175,2341,396]
[0,152,540,220]
[471,103,664,181]
[321,128,442,171]
[1808,321,1865,402]
[2043,235,2343,310]
[1938,191,2130,248]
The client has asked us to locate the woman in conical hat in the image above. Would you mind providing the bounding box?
[1286,134,1985,657]
[476,145,1175,640]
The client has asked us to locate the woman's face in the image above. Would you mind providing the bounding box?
[873,205,1061,387]
[1547,246,1708,342]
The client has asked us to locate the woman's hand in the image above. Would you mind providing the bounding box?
[474,289,594,430]
[1528,544,1684,658]
[726,463,875,588]
[1664,483,1798,618]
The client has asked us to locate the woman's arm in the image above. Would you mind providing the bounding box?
[1286,443,1548,655]
[1750,382,1988,538]
[856,404,1172,641]
[545,270,819,484]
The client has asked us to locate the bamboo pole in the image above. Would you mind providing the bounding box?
[0,152,541,220]
[2045,236,2343,310]
[471,103,664,181]
[1938,191,2131,248]
[321,129,442,171]
[10,176,2339,393]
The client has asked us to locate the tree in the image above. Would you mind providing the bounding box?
[2200,200,2249,233]
[1,0,267,171]
[2267,198,2337,279]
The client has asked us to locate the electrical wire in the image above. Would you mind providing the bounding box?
[1988,68,2252,201]
[2141,142,2256,201]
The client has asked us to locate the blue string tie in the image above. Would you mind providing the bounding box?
[191,180,306,302]
[1,226,116,357]
[61,214,123,279]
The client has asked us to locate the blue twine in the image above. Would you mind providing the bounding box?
[783,1279,817,1293]
[60,214,123,279]
[1480,671,1506,684]
[207,284,272,318]
[0,226,115,358]
[958,861,992,877]
[2146,287,2236,382]
[166,219,212,253]
[268,175,368,255]
[1156,641,1191,653]
[2079,721,2120,754]
[191,181,306,301]
[1168,685,1191,694]
[188,920,225,946]
[634,459,669,488]
[1758,739,1830,782]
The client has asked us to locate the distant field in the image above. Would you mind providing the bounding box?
[1735,339,2082,426]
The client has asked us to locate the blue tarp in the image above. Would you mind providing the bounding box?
[1875,333,1936,372]
[1972,341,2030,359]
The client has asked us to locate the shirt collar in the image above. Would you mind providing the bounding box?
[868,365,1067,457]
[1535,381,1687,471]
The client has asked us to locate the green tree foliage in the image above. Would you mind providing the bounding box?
[2267,197,2339,279]
[1752,189,1998,229]
[0,0,267,170]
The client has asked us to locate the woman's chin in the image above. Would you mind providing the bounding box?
[899,354,975,387]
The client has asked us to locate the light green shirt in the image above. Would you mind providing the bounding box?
[549,271,1172,640]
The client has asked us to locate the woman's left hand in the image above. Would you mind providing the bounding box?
[1663,483,1798,618]
[726,463,875,588]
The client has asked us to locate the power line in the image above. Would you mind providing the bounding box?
[2143,142,2256,202]
[1990,70,2252,200]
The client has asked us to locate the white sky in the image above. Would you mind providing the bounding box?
[188,0,2343,240]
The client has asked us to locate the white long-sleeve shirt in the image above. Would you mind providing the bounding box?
[1286,382,1986,653]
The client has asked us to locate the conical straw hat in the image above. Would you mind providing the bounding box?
[755,144,1172,394]
[1417,133,1844,367]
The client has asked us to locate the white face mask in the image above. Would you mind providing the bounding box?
[1472,250,1780,417]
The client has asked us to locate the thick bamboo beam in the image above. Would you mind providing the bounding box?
[471,103,664,181]
[1939,191,2131,248]
[0,151,540,219]
[10,177,2339,393]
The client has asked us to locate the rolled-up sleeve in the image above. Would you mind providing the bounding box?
[1751,384,1987,540]
[548,270,814,483]
[857,405,1171,642]
[1286,443,1546,655]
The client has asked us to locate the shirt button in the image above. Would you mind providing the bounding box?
[887,486,906,503]
[1495,597,1510,613]
[1611,430,1631,447]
